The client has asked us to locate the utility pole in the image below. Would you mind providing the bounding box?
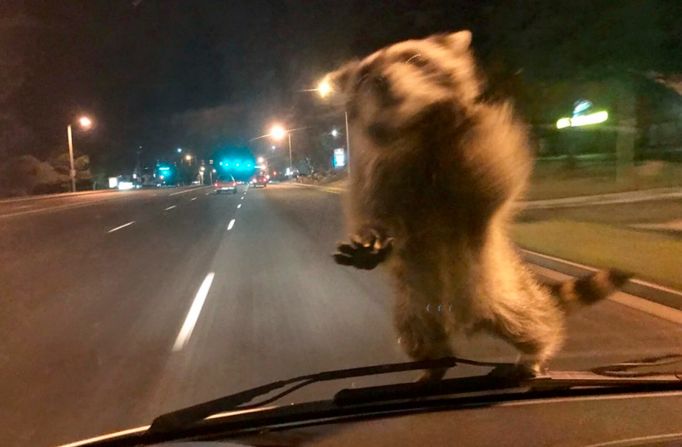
[344,110,351,175]
[288,132,293,172]
[66,124,76,192]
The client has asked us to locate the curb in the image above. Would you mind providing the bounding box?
[522,249,682,311]
[0,189,114,204]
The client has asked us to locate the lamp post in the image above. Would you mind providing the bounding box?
[269,124,293,172]
[66,116,93,192]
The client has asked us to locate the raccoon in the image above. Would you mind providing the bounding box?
[326,31,630,379]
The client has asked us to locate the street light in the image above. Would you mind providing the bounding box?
[66,115,93,192]
[78,116,92,129]
[270,124,287,140]
[269,123,293,171]
[177,148,183,153]
[257,156,265,164]
[185,154,192,162]
[317,77,333,98]
[331,128,339,138]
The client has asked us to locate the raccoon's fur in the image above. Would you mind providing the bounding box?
[328,31,630,378]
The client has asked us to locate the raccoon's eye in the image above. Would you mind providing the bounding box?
[404,53,427,68]
[355,73,370,89]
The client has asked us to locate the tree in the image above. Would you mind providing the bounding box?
[0,155,66,196]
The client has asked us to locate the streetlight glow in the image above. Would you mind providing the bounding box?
[185,154,192,161]
[257,156,265,163]
[317,77,333,98]
[177,148,183,153]
[270,124,287,140]
[78,116,92,129]
[331,128,339,138]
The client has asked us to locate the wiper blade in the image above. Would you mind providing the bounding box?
[334,367,682,406]
[149,356,502,433]
[149,354,682,434]
[590,353,682,377]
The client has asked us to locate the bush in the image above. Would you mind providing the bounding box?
[0,155,68,196]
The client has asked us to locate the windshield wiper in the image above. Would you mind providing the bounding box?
[149,354,682,434]
[149,356,497,432]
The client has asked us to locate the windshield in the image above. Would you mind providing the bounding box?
[1,2,681,446]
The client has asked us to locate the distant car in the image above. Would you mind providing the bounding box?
[214,175,237,194]
[117,180,135,190]
[250,175,268,188]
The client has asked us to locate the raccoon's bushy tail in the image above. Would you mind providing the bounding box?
[551,269,632,311]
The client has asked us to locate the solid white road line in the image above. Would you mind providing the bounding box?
[107,221,135,233]
[237,203,242,209]
[190,197,197,201]
[172,272,215,352]
[164,205,176,211]
[169,186,207,196]
[227,218,236,231]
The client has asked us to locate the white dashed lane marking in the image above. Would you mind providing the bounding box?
[164,205,177,211]
[172,272,215,351]
[227,219,236,231]
[107,221,135,233]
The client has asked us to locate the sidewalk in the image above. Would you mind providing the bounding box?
[0,188,114,204]
[523,187,682,210]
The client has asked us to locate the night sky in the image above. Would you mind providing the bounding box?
[2,1,680,174]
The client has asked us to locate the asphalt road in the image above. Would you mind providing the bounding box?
[1,183,680,446]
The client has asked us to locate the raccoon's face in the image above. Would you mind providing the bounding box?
[324,31,479,146]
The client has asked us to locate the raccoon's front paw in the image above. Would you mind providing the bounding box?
[333,228,394,270]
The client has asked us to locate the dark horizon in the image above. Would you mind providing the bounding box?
[2,1,681,175]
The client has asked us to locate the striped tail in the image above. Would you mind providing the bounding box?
[551,269,632,311]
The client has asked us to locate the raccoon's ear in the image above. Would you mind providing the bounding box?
[439,30,472,53]
[328,59,360,94]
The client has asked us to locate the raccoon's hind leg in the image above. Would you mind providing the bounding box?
[394,277,453,381]
[487,296,565,376]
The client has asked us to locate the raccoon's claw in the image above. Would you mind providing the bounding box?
[333,230,394,270]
